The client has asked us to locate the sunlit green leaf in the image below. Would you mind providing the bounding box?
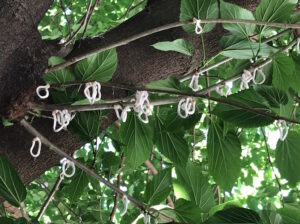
[152,39,195,56]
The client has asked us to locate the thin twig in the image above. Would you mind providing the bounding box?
[45,19,297,73]
[20,119,172,220]
[82,0,100,38]
[37,173,64,221]
[110,153,125,221]
[120,0,146,20]
[59,0,72,38]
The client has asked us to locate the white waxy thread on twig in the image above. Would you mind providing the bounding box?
[120,195,129,216]
[61,158,76,178]
[143,212,151,224]
[84,81,101,105]
[52,109,75,132]
[36,84,50,99]
[114,105,131,122]
[193,18,203,35]
[30,137,42,158]
[134,91,153,124]
[276,120,289,141]
[177,97,196,118]
[189,74,200,92]
[297,38,300,55]
[252,68,266,85]
[215,82,232,97]
[240,70,253,91]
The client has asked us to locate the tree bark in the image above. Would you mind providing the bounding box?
[0,0,259,184]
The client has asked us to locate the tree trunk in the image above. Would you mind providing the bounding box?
[0,0,258,184]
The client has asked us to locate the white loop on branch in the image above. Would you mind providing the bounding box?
[177,97,196,118]
[114,105,131,122]
[134,91,153,124]
[252,68,266,85]
[52,109,75,132]
[215,82,232,97]
[189,74,199,92]
[276,120,289,141]
[193,18,203,35]
[36,84,50,99]
[30,137,42,158]
[84,81,101,105]
[239,70,253,91]
[61,158,76,178]
[297,38,300,55]
[143,212,151,224]
[120,195,129,216]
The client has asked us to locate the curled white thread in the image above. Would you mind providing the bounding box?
[114,105,131,122]
[30,137,42,158]
[189,74,199,92]
[276,120,289,141]
[52,109,75,132]
[61,158,76,178]
[177,97,196,118]
[143,213,151,224]
[240,70,253,91]
[36,84,50,99]
[193,18,203,34]
[154,219,158,224]
[84,81,101,105]
[297,38,300,55]
[252,68,266,85]
[134,91,152,124]
[215,82,232,97]
[120,195,129,216]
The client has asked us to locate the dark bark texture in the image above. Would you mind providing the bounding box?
[0,0,258,185]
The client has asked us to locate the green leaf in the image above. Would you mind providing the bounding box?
[220,39,276,59]
[272,53,296,91]
[0,153,27,207]
[70,111,101,141]
[146,77,182,92]
[120,112,154,168]
[75,49,117,82]
[207,121,242,189]
[0,217,14,224]
[255,0,297,34]
[152,39,195,56]
[254,85,289,108]
[101,152,121,168]
[220,0,255,37]
[174,199,204,224]
[278,204,300,224]
[180,0,218,34]
[213,90,274,128]
[44,56,75,84]
[63,170,89,202]
[205,207,260,223]
[175,162,215,212]
[144,169,172,205]
[155,118,189,166]
[275,131,300,186]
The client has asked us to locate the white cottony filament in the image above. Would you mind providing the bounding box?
[134,91,152,124]
[297,38,300,55]
[240,70,253,91]
[143,213,151,224]
[30,137,42,158]
[52,109,75,132]
[276,120,289,141]
[36,84,50,99]
[177,97,196,118]
[61,158,76,178]
[84,81,101,105]
[120,195,129,216]
[216,82,232,97]
[252,68,266,85]
[193,18,203,35]
[189,74,199,92]
[114,105,131,122]
[154,219,158,224]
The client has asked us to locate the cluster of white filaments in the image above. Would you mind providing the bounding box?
[52,109,75,132]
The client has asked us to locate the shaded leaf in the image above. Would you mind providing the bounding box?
[152,39,195,56]
[174,199,203,224]
[254,85,288,108]
[146,77,182,92]
[277,204,300,224]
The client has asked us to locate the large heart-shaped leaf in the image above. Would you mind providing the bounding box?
[220,0,255,37]
[254,85,289,108]
[75,49,117,82]
[174,199,204,224]
[175,162,215,212]
[272,53,296,91]
[205,207,260,223]
[144,169,172,205]
[213,89,274,128]
[0,154,27,207]
[63,170,89,202]
[155,118,189,166]
[152,39,195,56]
[275,131,300,186]
[180,0,218,34]
[207,121,242,189]
[255,0,297,34]
[120,112,154,168]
